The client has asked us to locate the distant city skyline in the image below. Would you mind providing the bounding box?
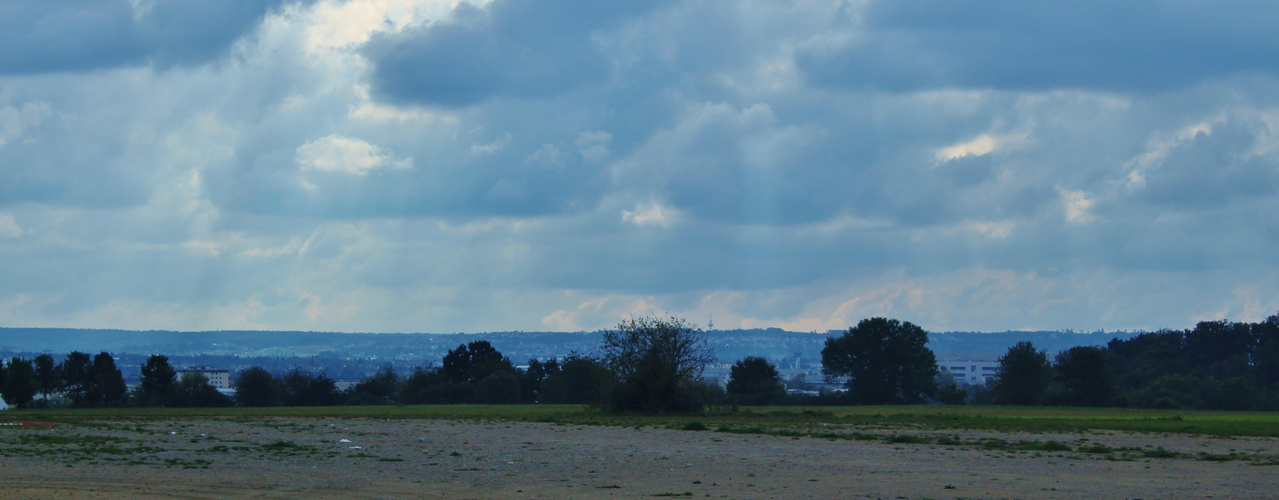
[2,1,1277,334]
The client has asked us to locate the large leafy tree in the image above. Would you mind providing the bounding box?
[601,315,715,413]
[540,353,614,405]
[520,358,558,403]
[1253,314,1279,389]
[1,357,40,409]
[1055,346,1117,407]
[399,366,452,404]
[59,351,94,406]
[91,352,128,407]
[33,354,60,403]
[726,356,786,405]
[1107,330,1183,389]
[172,372,234,408]
[1183,320,1253,379]
[280,369,340,406]
[344,365,400,405]
[821,317,938,404]
[442,341,513,384]
[992,341,1052,405]
[139,354,178,406]
[473,371,522,404]
[233,366,282,407]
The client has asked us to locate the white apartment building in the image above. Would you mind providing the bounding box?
[175,367,231,390]
[938,360,1000,385]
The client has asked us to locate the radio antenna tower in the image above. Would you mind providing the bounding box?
[707,313,714,330]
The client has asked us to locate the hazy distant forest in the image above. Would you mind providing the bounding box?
[3,314,1278,412]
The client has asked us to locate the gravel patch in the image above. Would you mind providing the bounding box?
[3,417,1277,498]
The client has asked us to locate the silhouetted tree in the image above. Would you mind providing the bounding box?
[601,315,714,413]
[935,371,967,405]
[172,372,234,407]
[139,355,178,407]
[59,351,93,407]
[89,352,127,407]
[234,366,282,407]
[281,369,340,406]
[521,358,558,403]
[1,357,39,409]
[1183,320,1253,380]
[821,317,938,404]
[33,354,60,404]
[1253,314,1279,391]
[1108,329,1183,382]
[1055,346,1116,407]
[540,353,613,405]
[442,341,514,384]
[345,365,399,405]
[726,356,785,405]
[474,371,522,404]
[992,341,1051,405]
[399,366,452,404]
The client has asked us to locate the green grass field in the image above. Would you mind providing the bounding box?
[7,404,1279,438]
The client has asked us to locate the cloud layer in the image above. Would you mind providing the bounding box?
[1,0,1277,334]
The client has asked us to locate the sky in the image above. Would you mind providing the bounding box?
[1,0,1278,334]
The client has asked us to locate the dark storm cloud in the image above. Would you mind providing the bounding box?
[0,0,309,74]
[797,0,1279,92]
[361,0,670,107]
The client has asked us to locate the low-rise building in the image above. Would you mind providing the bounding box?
[937,359,1000,385]
[175,366,231,390]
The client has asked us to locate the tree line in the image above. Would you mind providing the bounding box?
[812,314,1279,410]
[979,314,1279,409]
[5,313,1278,412]
[1,351,132,409]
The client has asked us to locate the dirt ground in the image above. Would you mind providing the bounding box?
[2,417,1277,499]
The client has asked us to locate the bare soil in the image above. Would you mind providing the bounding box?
[3,417,1277,498]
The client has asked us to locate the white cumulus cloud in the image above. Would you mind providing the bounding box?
[295,134,413,176]
[622,201,680,229]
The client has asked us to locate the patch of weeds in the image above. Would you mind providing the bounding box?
[1082,444,1115,454]
[979,438,1010,450]
[163,458,212,470]
[449,451,463,457]
[261,440,311,452]
[723,426,767,435]
[886,434,922,444]
[1141,447,1181,459]
[845,431,880,441]
[1199,452,1245,462]
[681,421,709,431]
[1015,440,1072,452]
